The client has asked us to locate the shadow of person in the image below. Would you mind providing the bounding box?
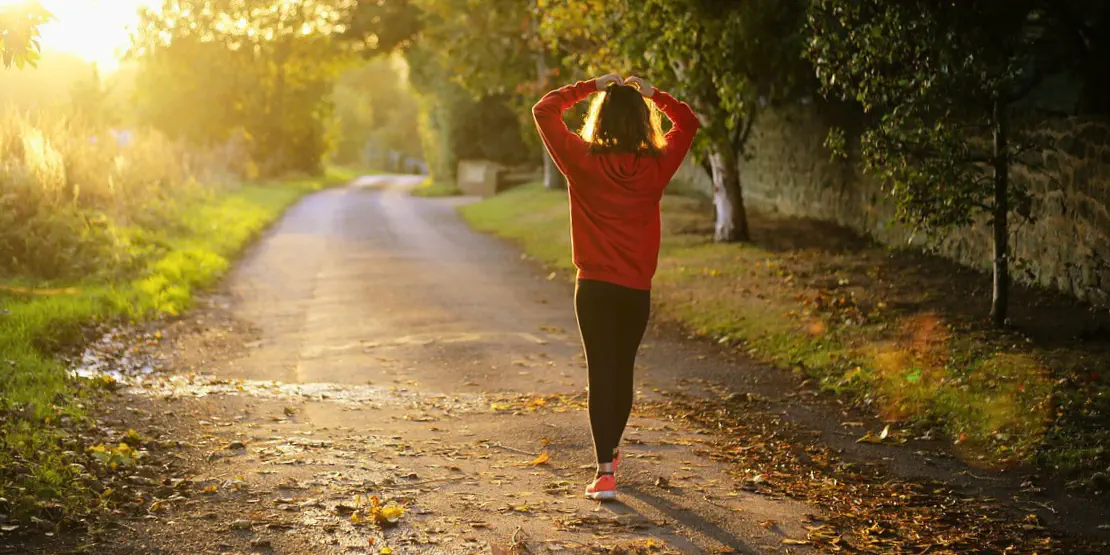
[588,484,763,554]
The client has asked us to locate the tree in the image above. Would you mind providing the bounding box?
[130,0,352,176]
[409,0,567,189]
[403,41,531,179]
[342,0,557,185]
[0,1,52,68]
[331,55,423,167]
[808,0,1082,326]
[539,0,811,242]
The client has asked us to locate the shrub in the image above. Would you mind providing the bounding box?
[0,107,222,282]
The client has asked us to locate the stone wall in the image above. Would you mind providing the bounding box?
[674,103,1110,306]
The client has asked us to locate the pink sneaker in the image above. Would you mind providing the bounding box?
[585,473,617,501]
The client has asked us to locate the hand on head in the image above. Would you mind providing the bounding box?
[595,73,623,90]
[595,74,654,97]
[622,76,654,97]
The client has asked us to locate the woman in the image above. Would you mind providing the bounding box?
[532,74,699,500]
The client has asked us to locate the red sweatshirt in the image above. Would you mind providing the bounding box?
[532,79,699,291]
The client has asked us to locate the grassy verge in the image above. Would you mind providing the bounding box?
[460,182,1110,481]
[410,178,462,198]
[0,172,342,527]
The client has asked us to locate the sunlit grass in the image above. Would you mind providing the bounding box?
[410,177,462,198]
[0,174,339,523]
[459,182,1068,471]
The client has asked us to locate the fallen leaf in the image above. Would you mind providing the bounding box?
[529,452,550,466]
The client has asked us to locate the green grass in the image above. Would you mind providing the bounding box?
[459,182,1085,475]
[0,173,341,525]
[411,178,462,198]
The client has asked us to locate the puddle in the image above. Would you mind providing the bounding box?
[66,325,493,412]
[68,327,161,382]
[125,373,480,408]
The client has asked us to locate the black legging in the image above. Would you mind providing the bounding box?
[574,279,651,465]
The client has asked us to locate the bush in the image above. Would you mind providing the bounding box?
[0,107,219,282]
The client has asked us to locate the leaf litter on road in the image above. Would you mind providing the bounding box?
[642,392,1102,554]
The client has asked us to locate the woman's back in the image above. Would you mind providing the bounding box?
[531,77,700,291]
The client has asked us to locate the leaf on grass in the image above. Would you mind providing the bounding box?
[529,451,550,466]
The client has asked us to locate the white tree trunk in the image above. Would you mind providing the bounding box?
[709,146,749,242]
[542,149,566,190]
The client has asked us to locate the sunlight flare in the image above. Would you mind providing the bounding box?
[22,0,157,72]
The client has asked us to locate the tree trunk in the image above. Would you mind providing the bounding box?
[533,37,566,191]
[542,148,567,190]
[709,144,750,242]
[990,99,1010,328]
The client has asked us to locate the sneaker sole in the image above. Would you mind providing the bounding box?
[585,490,617,501]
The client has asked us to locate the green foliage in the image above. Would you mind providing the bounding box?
[807,0,1047,232]
[804,1,1110,236]
[0,174,335,525]
[348,0,555,179]
[539,0,811,152]
[805,0,1093,323]
[403,42,531,180]
[409,0,538,96]
[0,1,53,68]
[0,106,202,281]
[343,0,423,53]
[131,0,355,177]
[331,55,423,168]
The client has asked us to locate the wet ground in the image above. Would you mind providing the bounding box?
[10,175,1109,554]
[67,176,819,554]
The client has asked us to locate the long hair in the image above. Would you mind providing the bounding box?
[579,84,666,156]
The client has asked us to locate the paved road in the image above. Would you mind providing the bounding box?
[91,175,817,554]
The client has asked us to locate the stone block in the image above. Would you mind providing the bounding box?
[457,159,503,197]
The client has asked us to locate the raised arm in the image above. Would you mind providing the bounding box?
[531,76,614,177]
[650,88,700,182]
[531,79,596,177]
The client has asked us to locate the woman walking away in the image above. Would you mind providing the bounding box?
[531,74,699,501]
